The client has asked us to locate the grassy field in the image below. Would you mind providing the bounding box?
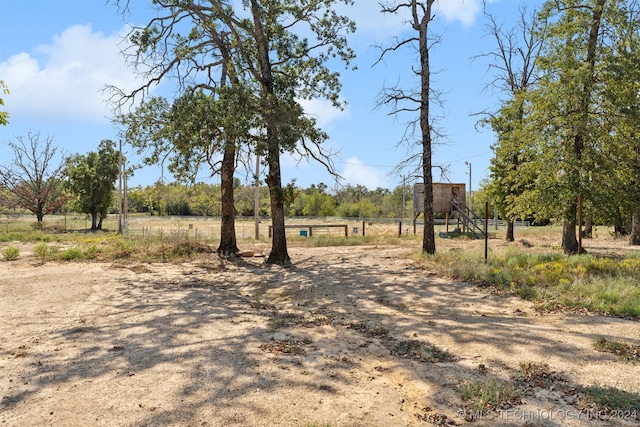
[2,212,640,319]
[2,214,640,418]
[0,212,421,241]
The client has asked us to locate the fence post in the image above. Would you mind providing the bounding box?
[362,220,366,236]
[578,194,583,254]
[484,201,489,263]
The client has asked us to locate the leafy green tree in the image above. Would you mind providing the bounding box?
[117,89,247,254]
[66,140,120,230]
[302,190,336,217]
[113,0,354,263]
[335,198,376,219]
[189,183,221,217]
[0,131,68,225]
[219,0,354,264]
[390,184,413,219]
[0,80,8,126]
[600,2,640,244]
[486,97,542,232]
[526,0,609,254]
[113,2,256,256]
[127,186,152,213]
[480,5,544,241]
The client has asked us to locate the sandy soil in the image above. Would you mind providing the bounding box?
[1,238,639,427]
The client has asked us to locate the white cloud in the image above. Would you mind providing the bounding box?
[435,0,482,27]
[340,157,388,189]
[340,2,406,36]
[0,24,140,122]
[298,98,350,128]
[340,0,493,37]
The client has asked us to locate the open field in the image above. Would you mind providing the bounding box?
[1,221,639,426]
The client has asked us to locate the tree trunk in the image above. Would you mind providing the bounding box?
[97,216,104,230]
[265,139,290,265]
[91,212,98,230]
[581,218,593,238]
[630,209,640,245]
[422,162,435,254]
[561,200,578,254]
[250,0,290,265]
[506,220,515,242]
[613,208,629,235]
[417,0,436,255]
[217,142,239,257]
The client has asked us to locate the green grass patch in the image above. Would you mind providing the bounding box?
[298,234,400,247]
[460,379,521,416]
[111,238,137,259]
[581,385,640,414]
[594,337,640,361]
[418,248,640,318]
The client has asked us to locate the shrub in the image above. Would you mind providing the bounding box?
[60,246,84,261]
[111,238,136,258]
[2,246,20,261]
[83,244,100,259]
[33,242,50,261]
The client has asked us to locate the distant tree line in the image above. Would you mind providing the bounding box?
[0,132,414,222]
[124,181,413,220]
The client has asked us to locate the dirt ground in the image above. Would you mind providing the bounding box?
[1,235,639,427]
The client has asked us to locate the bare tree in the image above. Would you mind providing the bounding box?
[376,0,438,254]
[477,5,544,242]
[0,131,69,226]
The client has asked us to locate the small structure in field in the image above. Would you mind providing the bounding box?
[413,183,484,238]
[413,183,466,215]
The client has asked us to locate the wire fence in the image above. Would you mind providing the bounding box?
[0,213,529,241]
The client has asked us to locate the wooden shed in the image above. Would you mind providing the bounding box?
[413,183,466,215]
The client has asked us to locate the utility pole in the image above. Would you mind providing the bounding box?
[465,161,472,212]
[123,166,128,232]
[118,139,123,234]
[401,174,406,225]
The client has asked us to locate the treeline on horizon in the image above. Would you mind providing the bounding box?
[121,180,414,219]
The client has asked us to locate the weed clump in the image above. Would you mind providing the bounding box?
[1,246,19,261]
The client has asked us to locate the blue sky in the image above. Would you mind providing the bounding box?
[0,0,539,194]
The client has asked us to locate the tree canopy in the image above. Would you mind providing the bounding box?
[0,80,8,126]
[113,0,355,264]
[66,140,121,230]
[480,0,640,250]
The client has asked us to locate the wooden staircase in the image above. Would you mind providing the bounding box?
[451,198,485,239]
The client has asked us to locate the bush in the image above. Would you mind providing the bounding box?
[33,242,50,261]
[2,246,20,261]
[111,238,136,258]
[60,246,84,261]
